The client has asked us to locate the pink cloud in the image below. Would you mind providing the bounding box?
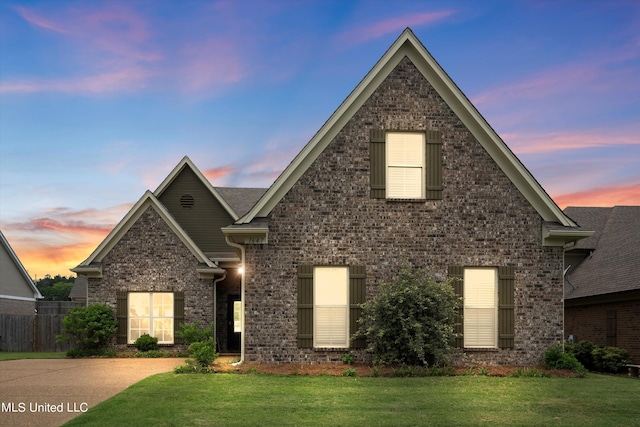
[15,6,70,34]
[503,126,640,155]
[554,183,640,209]
[204,166,236,184]
[336,10,456,46]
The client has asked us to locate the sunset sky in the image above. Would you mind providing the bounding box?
[1,0,639,280]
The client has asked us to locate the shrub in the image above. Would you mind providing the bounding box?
[543,344,587,374]
[356,266,459,366]
[341,368,357,377]
[176,322,215,345]
[565,340,596,370]
[174,359,212,374]
[188,338,218,367]
[133,334,159,352]
[66,348,117,358]
[592,346,630,373]
[57,304,117,351]
[342,352,354,365]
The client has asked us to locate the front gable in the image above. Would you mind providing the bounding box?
[234,28,591,246]
[72,191,223,279]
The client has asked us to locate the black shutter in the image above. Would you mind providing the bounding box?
[297,265,314,348]
[425,130,443,200]
[448,266,464,348]
[370,129,386,199]
[349,266,366,349]
[606,310,617,347]
[174,291,185,345]
[498,267,515,349]
[116,291,128,345]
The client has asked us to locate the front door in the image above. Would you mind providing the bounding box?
[227,295,241,352]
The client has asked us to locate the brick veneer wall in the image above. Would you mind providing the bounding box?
[243,57,564,365]
[88,206,214,349]
[565,300,640,363]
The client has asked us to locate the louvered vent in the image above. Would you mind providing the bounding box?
[180,193,195,209]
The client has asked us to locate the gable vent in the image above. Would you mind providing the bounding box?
[180,194,195,209]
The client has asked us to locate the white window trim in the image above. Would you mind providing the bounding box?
[386,132,426,199]
[128,292,175,345]
[313,266,349,348]
[463,268,498,349]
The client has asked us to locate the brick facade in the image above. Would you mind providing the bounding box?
[566,300,640,363]
[88,206,215,349]
[242,57,564,365]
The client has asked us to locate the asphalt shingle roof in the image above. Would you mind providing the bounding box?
[215,187,268,219]
[564,206,640,299]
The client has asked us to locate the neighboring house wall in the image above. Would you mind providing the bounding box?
[243,57,564,365]
[88,206,214,347]
[566,297,640,363]
[1,231,40,316]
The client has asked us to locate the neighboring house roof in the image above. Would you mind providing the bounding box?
[72,191,224,278]
[0,230,42,301]
[565,206,640,299]
[233,28,589,246]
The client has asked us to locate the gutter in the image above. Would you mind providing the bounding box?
[225,235,246,365]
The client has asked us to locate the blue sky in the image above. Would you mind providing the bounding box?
[1,0,639,278]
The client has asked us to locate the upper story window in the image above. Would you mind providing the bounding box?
[370,129,442,200]
[386,132,426,199]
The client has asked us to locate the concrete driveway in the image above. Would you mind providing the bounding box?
[0,358,185,427]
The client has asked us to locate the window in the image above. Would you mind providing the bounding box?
[448,266,515,349]
[386,132,425,199]
[370,129,442,200]
[128,292,174,344]
[297,265,366,349]
[463,268,498,348]
[314,267,349,348]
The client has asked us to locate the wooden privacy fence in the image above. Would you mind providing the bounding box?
[0,301,84,352]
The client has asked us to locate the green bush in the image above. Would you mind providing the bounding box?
[176,321,215,345]
[188,338,218,367]
[133,334,159,352]
[173,359,213,374]
[66,348,117,358]
[357,266,459,366]
[565,340,596,370]
[592,346,630,373]
[57,304,117,351]
[543,344,587,374]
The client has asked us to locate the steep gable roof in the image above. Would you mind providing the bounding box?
[565,206,640,299]
[236,28,586,244]
[72,191,223,278]
[0,230,42,300]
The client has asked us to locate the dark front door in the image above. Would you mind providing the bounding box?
[227,295,241,352]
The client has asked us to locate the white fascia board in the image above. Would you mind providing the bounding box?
[0,294,38,302]
[239,28,574,228]
[78,191,215,268]
[154,156,239,221]
[542,226,595,247]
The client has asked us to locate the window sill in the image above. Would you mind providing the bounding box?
[463,347,499,352]
[385,198,427,203]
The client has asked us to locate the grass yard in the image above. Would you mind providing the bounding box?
[64,373,640,427]
[0,351,67,361]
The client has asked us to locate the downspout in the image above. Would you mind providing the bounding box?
[225,235,245,365]
[213,271,227,352]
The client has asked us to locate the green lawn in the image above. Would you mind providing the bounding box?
[64,373,640,426]
[0,351,67,360]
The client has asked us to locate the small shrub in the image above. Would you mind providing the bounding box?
[133,334,159,352]
[565,340,596,370]
[134,350,169,358]
[57,304,117,352]
[174,359,212,374]
[342,352,354,365]
[342,368,357,377]
[189,338,218,367]
[177,322,215,345]
[544,344,587,374]
[592,346,630,373]
[371,366,380,377]
[510,368,548,378]
[66,348,116,358]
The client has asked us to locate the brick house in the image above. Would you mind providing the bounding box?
[564,206,640,363]
[75,29,591,365]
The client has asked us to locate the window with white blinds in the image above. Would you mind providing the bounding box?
[463,268,498,348]
[128,292,174,344]
[314,267,349,348]
[386,132,425,199]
